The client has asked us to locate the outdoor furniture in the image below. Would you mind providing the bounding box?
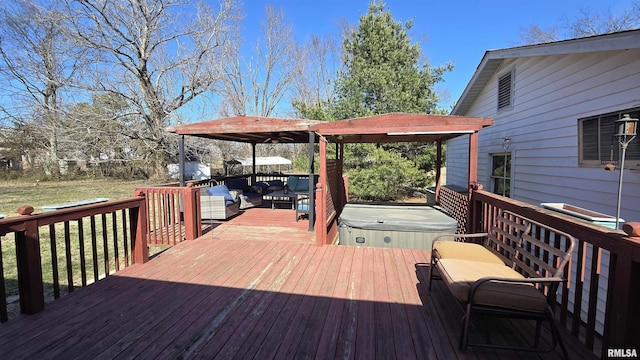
[429,210,576,358]
[268,189,296,210]
[200,185,240,220]
[295,193,310,221]
[225,177,263,210]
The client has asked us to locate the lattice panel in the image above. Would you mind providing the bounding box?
[325,160,340,218]
[438,187,469,234]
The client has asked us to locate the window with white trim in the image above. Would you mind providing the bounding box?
[491,153,511,197]
[579,108,640,168]
[497,69,514,111]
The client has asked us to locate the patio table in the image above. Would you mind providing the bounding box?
[268,190,296,210]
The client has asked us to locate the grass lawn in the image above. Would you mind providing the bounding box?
[0,178,149,217]
[0,178,154,319]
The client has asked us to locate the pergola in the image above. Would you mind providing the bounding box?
[166,113,493,243]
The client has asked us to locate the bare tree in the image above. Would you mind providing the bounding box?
[67,0,241,180]
[293,35,337,109]
[519,2,640,44]
[0,0,85,176]
[219,5,301,118]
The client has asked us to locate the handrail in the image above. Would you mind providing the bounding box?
[0,196,148,323]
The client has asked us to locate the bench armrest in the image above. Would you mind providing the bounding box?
[432,232,489,249]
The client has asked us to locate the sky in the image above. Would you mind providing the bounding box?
[240,0,636,110]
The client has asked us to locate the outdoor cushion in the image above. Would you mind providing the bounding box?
[226,178,249,191]
[287,176,299,191]
[433,241,505,265]
[243,192,261,200]
[267,179,284,191]
[254,182,270,192]
[437,258,548,313]
[287,175,310,193]
[268,180,284,188]
[207,184,235,202]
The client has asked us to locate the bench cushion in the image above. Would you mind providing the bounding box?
[433,241,505,265]
[437,258,548,313]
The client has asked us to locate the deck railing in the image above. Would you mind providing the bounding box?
[0,196,148,323]
[135,185,201,246]
[468,188,640,357]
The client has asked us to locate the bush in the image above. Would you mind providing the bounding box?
[346,145,426,201]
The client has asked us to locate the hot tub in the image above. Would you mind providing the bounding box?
[338,203,458,249]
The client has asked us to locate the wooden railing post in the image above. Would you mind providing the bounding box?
[342,174,349,206]
[130,192,149,264]
[603,223,640,354]
[181,184,201,240]
[14,206,45,314]
[468,183,484,233]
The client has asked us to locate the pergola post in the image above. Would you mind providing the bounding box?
[179,135,185,187]
[435,139,442,202]
[468,132,479,186]
[308,131,315,232]
[251,143,257,184]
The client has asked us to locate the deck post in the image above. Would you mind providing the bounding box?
[603,240,640,354]
[181,184,201,240]
[435,139,442,202]
[468,132,479,185]
[131,192,149,264]
[15,208,45,314]
[316,138,327,245]
[308,131,315,232]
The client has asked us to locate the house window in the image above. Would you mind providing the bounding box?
[497,69,514,111]
[579,108,640,168]
[491,153,511,197]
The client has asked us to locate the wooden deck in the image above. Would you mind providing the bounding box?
[202,206,316,244]
[0,231,596,359]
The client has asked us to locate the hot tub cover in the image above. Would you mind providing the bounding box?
[339,203,457,232]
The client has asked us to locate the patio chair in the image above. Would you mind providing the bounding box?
[295,193,310,221]
[200,185,240,220]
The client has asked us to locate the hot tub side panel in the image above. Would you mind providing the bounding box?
[338,203,458,249]
[339,226,456,249]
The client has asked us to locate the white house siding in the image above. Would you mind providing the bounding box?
[447,49,640,222]
[446,48,640,335]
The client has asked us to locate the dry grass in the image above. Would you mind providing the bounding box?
[0,178,149,217]
[0,179,154,320]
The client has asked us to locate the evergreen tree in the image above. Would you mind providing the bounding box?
[333,1,451,119]
[333,1,452,200]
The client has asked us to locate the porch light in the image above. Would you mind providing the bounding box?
[615,114,638,142]
[613,114,639,229]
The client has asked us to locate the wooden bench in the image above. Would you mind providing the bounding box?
[429,210,576,358]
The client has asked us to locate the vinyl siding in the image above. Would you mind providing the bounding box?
[447,48,640,222]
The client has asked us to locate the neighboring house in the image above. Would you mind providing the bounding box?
[447,29,640,224]
[446,29,640,335]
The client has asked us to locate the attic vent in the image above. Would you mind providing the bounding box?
[497,70,513,110]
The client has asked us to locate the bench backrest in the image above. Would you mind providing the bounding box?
[486,210,576,283]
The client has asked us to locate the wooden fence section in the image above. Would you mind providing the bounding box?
[135,185,201,246]
[468,189,640,357]
[320,160,346,246]
[0,197,148,323]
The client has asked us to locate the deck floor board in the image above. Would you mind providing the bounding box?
[0,231,596,359]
